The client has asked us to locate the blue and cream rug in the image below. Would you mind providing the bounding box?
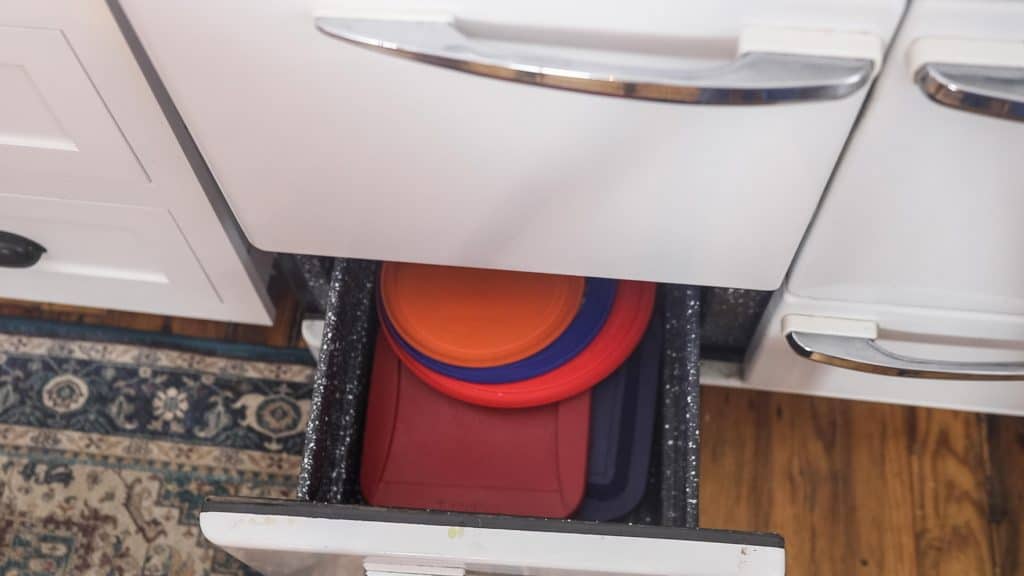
[0,318,315,575]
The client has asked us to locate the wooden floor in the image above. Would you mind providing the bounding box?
[1,295,1022,575]
[701,389,1024,575]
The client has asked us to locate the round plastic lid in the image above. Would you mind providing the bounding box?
[380,263,584,368]
[384,278,617,384]
[381,280,656,409]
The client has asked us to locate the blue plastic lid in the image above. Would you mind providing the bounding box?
[574,302,661,521]
[383,278,617,384]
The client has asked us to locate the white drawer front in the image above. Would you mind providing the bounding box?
[199,501,785,576]
[118,0,904,289]
[742,291,1024,416]
[0,25,146,185]
[0,194,223,318]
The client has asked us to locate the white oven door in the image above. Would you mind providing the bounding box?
[115,0,904,289]
[743,0,1024,414]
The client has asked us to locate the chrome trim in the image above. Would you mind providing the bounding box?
[916,62,1024,122]
[316,17,873,105]
[787,331,1024,380]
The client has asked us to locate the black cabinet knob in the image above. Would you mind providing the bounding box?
[0,231,46,268]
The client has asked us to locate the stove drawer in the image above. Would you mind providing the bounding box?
[116,0,904,289]
[201,500,785,576]
[736,0,1024,415]
[787,0,1024,315]
[744,291,1024,416]
[200,260,785,575]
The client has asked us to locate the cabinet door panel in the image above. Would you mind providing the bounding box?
[0,194,224,319]
[0,26,147,184]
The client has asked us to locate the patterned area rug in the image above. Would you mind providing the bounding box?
[0,319,315,575]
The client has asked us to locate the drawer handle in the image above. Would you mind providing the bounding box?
[315,17,874,105]
[787,330,1024,380]
[916,63,1024,122]
[0,231,46,269]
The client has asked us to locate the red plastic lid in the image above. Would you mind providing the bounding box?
[381,280,656,409]
[380,263,584,367]
[361,331,590,517]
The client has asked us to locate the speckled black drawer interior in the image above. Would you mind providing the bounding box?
[296,258,710,529]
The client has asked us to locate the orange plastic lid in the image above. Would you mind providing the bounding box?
[380,263,585,368]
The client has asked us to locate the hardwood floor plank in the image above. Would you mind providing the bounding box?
[165,316,235,341]
[908,409,992,575]
[843,401,917,575]
[700,387,772,531]
[701,388,986,575]
[985,415,1024,576]
[764,393,846,573]
[702,388,860,573]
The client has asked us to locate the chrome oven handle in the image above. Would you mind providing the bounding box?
[315,17,874,105]
[916,62,1024,122]
[787,331,1024,380]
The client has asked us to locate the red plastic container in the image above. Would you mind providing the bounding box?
[361,332,590,517]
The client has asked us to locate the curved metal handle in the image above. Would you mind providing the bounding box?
[0,231,46,269]
[787,331,1024,380]
[315,17,873,105]
[916,62,1024,122]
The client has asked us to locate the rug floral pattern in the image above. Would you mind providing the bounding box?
[0,332,315,575]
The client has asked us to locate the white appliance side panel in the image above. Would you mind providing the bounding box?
[117,0,905,289]
[787,0,1024,314]
[742,291,1024,416]
[0,0,273,324]
[200,511,785,576]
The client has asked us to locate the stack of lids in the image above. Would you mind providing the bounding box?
[362,262,660,520]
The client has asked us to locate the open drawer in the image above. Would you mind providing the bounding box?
[200,260,785,575]
[115,0,904,290]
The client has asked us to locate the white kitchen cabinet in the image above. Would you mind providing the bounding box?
[0,0,273,323]
[116,0,905,290]
[0,194,226,318]
[0,26,146,184]
[740,0,1024,414]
